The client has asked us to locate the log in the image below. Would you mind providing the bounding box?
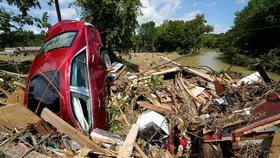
[40,108,108,155]
[0,69,28,78]
[137,101,171,116]
[117,124,139,158]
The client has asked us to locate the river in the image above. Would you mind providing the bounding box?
[176,51,279,81]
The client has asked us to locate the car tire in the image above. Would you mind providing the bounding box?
[100,51,112,69]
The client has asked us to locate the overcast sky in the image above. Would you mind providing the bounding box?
[3,0,249,34]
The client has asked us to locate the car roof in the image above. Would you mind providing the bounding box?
[44,20,93,42]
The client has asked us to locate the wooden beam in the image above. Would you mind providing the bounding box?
[182,67,214,82]
[269,132,280,158]
[137,101,172,116]
[150,67,181,76]
[40,108,108,155]
[0,70,28,78]
[0,104,41,130]
[117,124,139,158]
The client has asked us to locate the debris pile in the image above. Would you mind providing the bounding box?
[108,56,280,157]
[0,56,279,157]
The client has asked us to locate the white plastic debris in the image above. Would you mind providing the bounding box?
[137,110,169,141]
[236,72,264,86]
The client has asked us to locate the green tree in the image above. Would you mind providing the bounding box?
[202,34,219,49]
[0,0,51,33]
[153,14,213,53]
[0,30,44,48]
[75,0,141,53]
[138,21,155,51]
[217,0,280,73]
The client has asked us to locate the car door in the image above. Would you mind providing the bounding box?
[86,26,108,130]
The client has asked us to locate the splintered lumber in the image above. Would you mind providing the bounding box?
[114,65,126,81]
[3,143,51,158]
[269,132,280,158]
[179,77,203,104]
[19,133,53,158]
[137,101,171,116]
[0,104,41,129]
[40,108,108,155]
[117,124,139,158]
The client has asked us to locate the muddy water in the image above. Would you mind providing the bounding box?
[177,51,279,81]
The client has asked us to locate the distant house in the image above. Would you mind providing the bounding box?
[4,47,41,55]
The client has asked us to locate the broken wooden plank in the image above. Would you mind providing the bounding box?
[40,108,108,155]
[150,67,181,76]
[269,132,280,158]
[137,101,172,116]
[175,76,198,115]
[33,120,53,136]
[179,77,203,105]
[117,124,139,158]
[213,78,225,95]
[0,104,41,129]
[6,86,25,104]
[182,67,214,82]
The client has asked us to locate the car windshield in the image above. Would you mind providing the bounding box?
[38,31,78,56]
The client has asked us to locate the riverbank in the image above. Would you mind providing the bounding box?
[122,51,279,81]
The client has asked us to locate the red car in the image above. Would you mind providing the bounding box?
[24,20,111,133]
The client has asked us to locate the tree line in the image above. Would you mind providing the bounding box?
[133,15,213,54]
[217,0,280,74]
[0,0,279,73]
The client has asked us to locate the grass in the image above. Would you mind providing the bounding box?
[121,52,180,71]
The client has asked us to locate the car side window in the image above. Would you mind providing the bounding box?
[70,48,92,132]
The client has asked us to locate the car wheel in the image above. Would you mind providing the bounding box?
[101,51,112,69]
